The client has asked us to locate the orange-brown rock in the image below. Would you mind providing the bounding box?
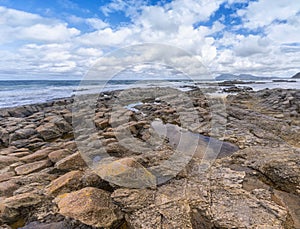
[55,187,123,228]
[15,160,52,175]
[55,152,87,171]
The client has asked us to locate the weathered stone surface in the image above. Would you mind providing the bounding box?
[55,152,87,171]
[95,157,156,189]
[48,149,72,163]
[15,160,52,175]
[46,170,108,196]
[233,146,300,195]
[0,180,19,197]
[0,155,19,169]
[0,127,9,147]
[36,123,62,141]
[55,187,123,228]
[20,148,51,163]
[9,151,31,158]
[20,221,65,229]
[112,165,289,228]
[9,128,37,143]
[0,88,299,228]
[45,170,84,196]
[0,192,43,224]
[17,168,59,185]
[0,171,15,182]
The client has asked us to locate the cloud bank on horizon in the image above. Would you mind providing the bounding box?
[0,0,299,79]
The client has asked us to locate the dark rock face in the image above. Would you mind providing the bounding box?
[0,87,299,228]
[291,72,300,78]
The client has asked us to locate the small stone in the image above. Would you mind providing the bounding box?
[55,187,123,228]
[15,160,52,175]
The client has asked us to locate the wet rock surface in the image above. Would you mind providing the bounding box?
[0,87,299,228]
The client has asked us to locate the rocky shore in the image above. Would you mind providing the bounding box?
[0,87,299,228]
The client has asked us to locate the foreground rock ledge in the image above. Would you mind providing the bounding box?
[54,187,124,228]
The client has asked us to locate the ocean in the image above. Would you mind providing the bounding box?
[0,79,299,108]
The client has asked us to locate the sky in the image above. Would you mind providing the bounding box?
[0,0,300,80]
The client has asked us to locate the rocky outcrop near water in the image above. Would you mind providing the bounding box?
[291,72,300,79]
[0,88,299,228]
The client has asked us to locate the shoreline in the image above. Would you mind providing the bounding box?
[1,78,300,110]
[0,87,299,228]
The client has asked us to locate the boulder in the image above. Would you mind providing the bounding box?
[55,187,123,228]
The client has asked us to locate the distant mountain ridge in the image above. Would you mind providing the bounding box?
[215,74,278,81]
[291,72,300,78]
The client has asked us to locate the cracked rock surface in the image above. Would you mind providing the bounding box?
[0,88,299,228]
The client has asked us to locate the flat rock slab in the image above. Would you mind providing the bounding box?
[45,170,84,196]
[0,156,19,169]
[55,152,87,171]
[48,149,72,163]
[20,148,51,163]
[15,160,52,175]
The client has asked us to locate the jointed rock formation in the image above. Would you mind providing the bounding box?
[0,87,299,228]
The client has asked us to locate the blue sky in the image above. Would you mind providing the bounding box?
[0,0,300,79]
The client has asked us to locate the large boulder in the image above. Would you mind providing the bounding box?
[55,187,123,228]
